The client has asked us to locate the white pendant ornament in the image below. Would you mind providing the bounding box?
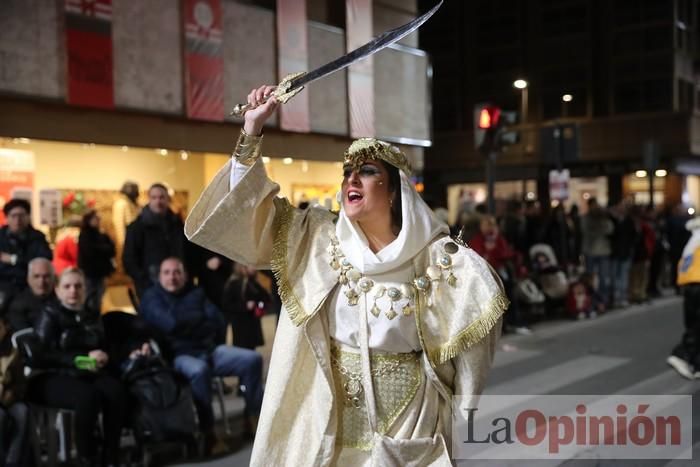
[346,268,361,283]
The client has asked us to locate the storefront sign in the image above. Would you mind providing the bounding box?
[39,190,63,228]
[0,149,35,225]
[64,0,114,109]
[183,0,224,121]
[549,169,570,201]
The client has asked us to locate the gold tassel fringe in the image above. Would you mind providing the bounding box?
[270,199,310,327]
[429,292,510,365]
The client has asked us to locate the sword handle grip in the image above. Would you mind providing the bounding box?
[230,92,281,117]
[230,101,264,118]
[229,71,306,118]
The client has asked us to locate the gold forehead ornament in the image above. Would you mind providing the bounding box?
[343,138,412,176]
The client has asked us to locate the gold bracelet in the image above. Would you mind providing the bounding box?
[233,128,263,166]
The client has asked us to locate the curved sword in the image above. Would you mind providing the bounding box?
[231,0,443,117]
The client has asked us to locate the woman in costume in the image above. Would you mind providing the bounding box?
[185,86,508,466]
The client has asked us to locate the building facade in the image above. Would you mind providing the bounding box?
[420,0,700,221]
[0,0,433,221]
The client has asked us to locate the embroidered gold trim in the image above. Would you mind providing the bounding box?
[270,199,310,327]
[429,292,509,365]
[343,138,412,175]
[331,345,422,450]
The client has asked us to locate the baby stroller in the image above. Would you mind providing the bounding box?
[514,274,547,318]
[102,311,198,466]
[529,244,569,315]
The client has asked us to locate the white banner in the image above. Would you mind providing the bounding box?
[549,169,570,201]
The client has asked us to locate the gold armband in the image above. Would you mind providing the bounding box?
[233,129,263,166]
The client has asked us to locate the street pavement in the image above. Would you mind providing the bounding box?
[168,294,699,466]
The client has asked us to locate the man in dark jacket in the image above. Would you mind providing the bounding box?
[0,199,52,300]
[123,184,187,297]
[140,257,263,448]
[6,258,57,331]
[609,202,638,307]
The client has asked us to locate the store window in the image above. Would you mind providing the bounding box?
[623,172,666,206]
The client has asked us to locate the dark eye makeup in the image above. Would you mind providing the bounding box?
[343,163,381,179]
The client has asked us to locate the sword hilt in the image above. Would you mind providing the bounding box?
[231,102,258,117]
[229,71,307,117]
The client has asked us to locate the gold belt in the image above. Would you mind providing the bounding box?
[330,343,422,450]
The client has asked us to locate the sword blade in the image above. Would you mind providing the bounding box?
[290,0,442,90]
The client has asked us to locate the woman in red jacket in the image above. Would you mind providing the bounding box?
[471,215,531,334]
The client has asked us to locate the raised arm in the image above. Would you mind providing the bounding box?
[185,85,281,268]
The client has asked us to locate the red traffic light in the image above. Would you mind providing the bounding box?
[478,106,501,129]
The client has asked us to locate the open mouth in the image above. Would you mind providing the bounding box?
[347,190,364,203]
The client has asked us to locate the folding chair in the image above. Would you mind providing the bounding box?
[11,328,76,467]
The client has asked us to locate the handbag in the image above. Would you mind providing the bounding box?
[357,294,453,467]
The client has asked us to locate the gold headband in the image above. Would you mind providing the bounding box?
[343,138,412,175]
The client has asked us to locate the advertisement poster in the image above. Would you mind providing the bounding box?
[0,149,35,225]
[549,169,570,201]
[39,189,63,228]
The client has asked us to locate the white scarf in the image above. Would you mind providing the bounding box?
[335,171,449,275]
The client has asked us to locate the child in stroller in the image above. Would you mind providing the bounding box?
[529,244,569,315]
[566,272,606,320]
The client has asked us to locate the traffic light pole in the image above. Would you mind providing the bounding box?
[486,150,497,215]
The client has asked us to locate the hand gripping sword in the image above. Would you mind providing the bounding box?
[231,0,443,117]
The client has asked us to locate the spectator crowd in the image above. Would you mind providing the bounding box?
[0,181,695,466]
[0,182,272,467]
[453,195,691,334]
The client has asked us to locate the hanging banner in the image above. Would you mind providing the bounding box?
[183,0,224,121]
[64,0,114,109]
[346,0,375,138]
[276,0,311,132]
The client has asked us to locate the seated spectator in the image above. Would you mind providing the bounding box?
[6,258,57,331]
[0,198,52,298]
[140,257,263,451]
[28,268,126,467]
[0,314,28,467]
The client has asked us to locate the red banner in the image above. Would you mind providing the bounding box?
[183,0,224,121]
[64,0,114,109]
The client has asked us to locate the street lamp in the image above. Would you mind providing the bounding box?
[513,79,528,123]
[561,93,573,117]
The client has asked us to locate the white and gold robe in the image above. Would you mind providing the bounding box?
[185,138,507,466]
